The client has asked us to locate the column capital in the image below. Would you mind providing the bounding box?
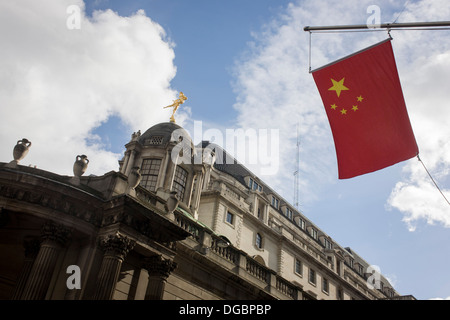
[143,255,177,279]
[41,221,71,247]
[99,233,136,259]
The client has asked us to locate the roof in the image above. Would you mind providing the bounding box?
[199,140,273,191]
[138,122,193,148]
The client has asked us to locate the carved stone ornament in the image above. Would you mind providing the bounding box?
[128,166,142,190]
[131,130,141,141]
[73,155,89,177]
[40,221,72,247]
[0,184,101,227]
[99,233,136,259]
[13,138,32,162]
[143,255,177,279]
[6,138,32,168]
[164,191,180,215]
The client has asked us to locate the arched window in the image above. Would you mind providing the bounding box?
[172,166,188,201]
[140,158,161,192]
[253,255,266,266]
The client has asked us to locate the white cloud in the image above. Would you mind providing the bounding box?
[232,0,450,227]
[0,0,181,176]
[232,0,394,205]
[385,0,450,230]
[387,162,450,232]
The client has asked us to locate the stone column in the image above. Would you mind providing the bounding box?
[158,149,171,189]
[10,239,40,300]
[21,221,71,300]
[164,143,179,191]
[120,150,131,174]
[143,255,177,300]
[185,171,195,208]
[263,203,269,224]
[92,233,135,300]
[190,169,204,218]
[125,150,137,177]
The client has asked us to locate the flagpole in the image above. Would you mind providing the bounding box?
[304,21,450,32]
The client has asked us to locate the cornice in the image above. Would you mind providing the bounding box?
[101,194,191,244]
[0,177,103,227]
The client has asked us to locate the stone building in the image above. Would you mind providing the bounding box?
[0,122,415,300]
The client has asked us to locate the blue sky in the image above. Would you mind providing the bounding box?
[1,0,449,300]
[86,0,294,142]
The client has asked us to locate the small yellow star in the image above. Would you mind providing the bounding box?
[331,104,338,110]
[340,109,347,115]
[328,78,349,98]
[352,105,359,112]
[357,95,364,102]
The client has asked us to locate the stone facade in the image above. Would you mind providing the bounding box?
[0,122,415,300]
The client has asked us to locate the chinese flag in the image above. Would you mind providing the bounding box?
[312,39,418,179]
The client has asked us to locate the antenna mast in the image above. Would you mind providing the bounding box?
[293,124,300,209]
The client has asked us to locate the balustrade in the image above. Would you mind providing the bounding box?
[173,208,304,300]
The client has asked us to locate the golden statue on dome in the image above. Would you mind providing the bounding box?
[164,91,187,123]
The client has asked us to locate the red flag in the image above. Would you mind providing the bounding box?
[312,39,418,179]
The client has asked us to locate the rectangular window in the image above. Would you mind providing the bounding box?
[173,166,188,201]
[324,238,332,249]
[310,228,318,240]
[249,178,263,192]
[349,258,354,268]
[226,211,234,225]
[295,259,303,276]
[271,196,279,209]
[322,278,329,293]
[358,265,364,275]
[285,207,293,220]
[255,233,263,249]
[140,158,162,192]
[297,218,305,230]
[309,268,316,285]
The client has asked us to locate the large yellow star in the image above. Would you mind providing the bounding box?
[328,78,349,97]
